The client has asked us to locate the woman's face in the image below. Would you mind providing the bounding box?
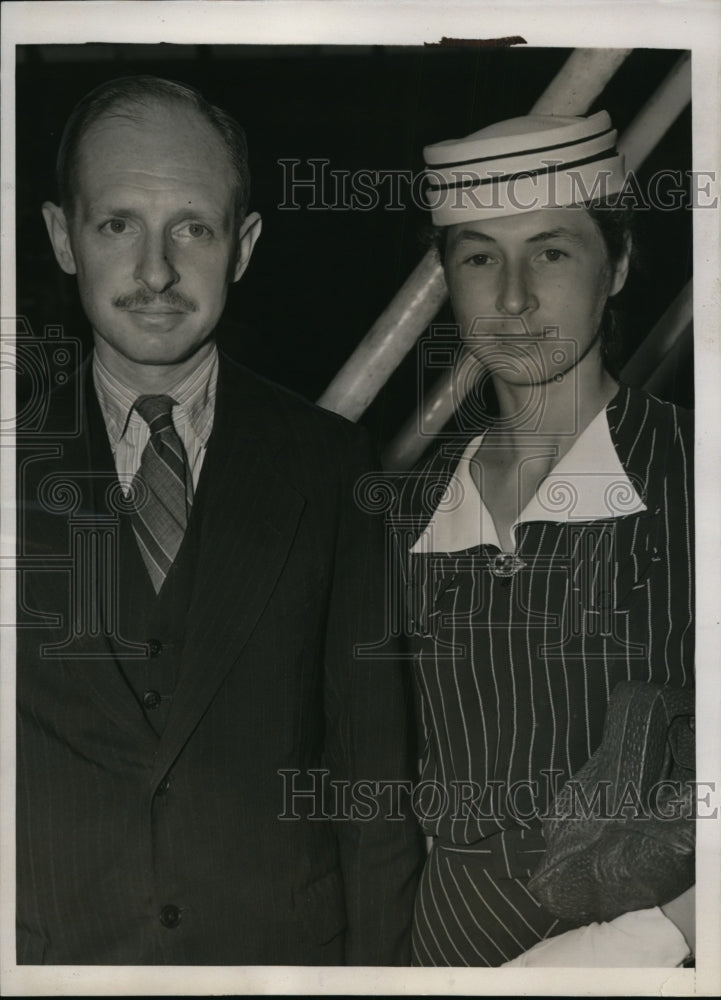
[443,206,629,386]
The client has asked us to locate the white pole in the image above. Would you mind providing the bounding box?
[622,282,693,387]
[316,252,447,421]
[618,54,691,169]
[530,49,632,115]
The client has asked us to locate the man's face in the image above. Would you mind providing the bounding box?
[443,206,629,385]
[43,101,260,379]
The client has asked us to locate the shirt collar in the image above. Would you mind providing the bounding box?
[93,346,219,449]
[411,402,647,554]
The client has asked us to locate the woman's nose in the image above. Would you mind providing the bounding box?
[495,262,538,316]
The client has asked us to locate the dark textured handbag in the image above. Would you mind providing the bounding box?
[528,681,695,925]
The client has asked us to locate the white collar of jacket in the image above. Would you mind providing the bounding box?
[411,402,647,554]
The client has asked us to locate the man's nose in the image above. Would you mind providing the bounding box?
[134,233,179,293]
[495,261,538,316]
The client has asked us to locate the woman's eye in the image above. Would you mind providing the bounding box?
[541,248,566,262]
[467,253,492,266]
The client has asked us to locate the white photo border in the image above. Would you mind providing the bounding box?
[1,1,719,996]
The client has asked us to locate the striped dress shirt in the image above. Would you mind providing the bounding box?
[400,384,694,965]
[93,347,218,491]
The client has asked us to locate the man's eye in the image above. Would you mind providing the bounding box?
[177,223,210,239]
[466,253,492,266]
[102,219,129,235]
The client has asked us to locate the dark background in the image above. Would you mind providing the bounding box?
[16,44,693,453]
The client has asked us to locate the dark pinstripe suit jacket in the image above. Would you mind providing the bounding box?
[16,352,422,965]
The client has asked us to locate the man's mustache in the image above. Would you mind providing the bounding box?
[113,290,197,312]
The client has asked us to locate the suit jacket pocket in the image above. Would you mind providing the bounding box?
[293,866,347,946]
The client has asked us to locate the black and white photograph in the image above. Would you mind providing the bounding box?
[1,1,720,996]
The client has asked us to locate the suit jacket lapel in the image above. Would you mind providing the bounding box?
[20,364,156,742]
[151,358,305,784]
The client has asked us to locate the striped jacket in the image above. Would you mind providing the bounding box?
[397,382,694,966]
[400,383,694,846]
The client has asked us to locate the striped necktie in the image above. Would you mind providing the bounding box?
[130,395,193,593]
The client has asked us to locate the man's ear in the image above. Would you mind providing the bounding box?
[609,233,631,297]
[232,211,262,283]
[42,202,77,275]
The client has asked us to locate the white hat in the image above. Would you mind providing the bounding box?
[423,110,625,225]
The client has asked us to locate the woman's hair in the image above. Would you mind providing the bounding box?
[585,202,635,375]
[427,201,636,377]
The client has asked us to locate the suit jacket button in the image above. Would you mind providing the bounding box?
[160,904,181,928]
[156,775,171,796]
[143,690,161,710]
[147,638,163,657]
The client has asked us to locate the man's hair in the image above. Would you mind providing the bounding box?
[428,201,635,377]
[56,75,251,222]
